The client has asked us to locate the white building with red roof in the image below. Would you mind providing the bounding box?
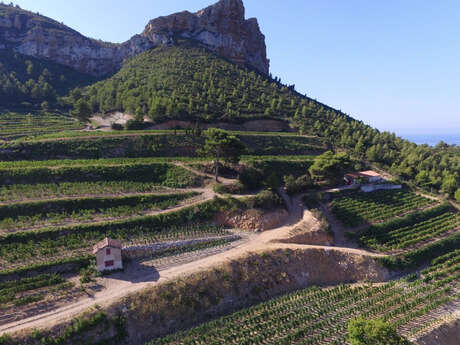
[344,170,383,185]
[93,238,123,272]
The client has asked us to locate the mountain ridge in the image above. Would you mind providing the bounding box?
[0,0,269,76]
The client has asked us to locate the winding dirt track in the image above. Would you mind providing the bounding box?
[0,166,386,336]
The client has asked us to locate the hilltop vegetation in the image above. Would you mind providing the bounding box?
[79,42,308,122]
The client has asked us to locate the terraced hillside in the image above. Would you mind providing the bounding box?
[0,112,83,141]
[0,1,457,343]
[0,130,330,337]
[138,188,459,345]
[0,126,457,345]
[0,159,217,269]
[355,204,460,252]
[153,255,458,345]
[0,152,212,326]
[329,189,438,227]
[0,50,457,345]
[0,131,326,161]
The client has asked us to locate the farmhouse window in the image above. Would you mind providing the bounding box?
[105,260,114,267]
[106,248,111,255]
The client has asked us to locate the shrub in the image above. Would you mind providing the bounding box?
[238,167,263,190]
[213,182,245,195]
[283,175,296,194]
[246,190,284,210]
[347,317,410,345]
[405,273,418,282]
[79,265,99,284]
[125,119,146,130]
[455,188,460,202]
[111,123,124,131]
[264,172,281,191]
[284,174,312,195]
[0,334,12,345]
[302,192,322,209]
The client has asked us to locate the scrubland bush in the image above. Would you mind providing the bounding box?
[238,167,263,190]
[284,174,312,195]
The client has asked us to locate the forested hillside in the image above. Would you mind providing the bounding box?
[77,42,459,198]
[81,42,309,122]
[0,50,96,109]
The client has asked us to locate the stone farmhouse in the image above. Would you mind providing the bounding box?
[93,238,123,272]
[344,170,383,185]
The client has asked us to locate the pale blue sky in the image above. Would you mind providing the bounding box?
[9,0,460,134]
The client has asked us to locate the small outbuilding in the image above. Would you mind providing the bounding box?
[93,238,123,272]
[344,170,383,185]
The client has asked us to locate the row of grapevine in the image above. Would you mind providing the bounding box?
[0,222,230,270]
[0,181,175,203]
[0,113,83,141]
[0,192,200,233]
[330,189,436,227]
[150,257,459,345]
[0,162,203,187]
[358,210,460,251]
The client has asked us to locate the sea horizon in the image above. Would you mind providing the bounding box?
[398,132,460,146]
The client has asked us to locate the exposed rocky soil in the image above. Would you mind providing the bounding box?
[215,208,289,232]
[279,209,334,246]
[90,112,134,128]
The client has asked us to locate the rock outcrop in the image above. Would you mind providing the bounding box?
[142,0,269,74]
[0,0,269,76]
[0,5,155,76]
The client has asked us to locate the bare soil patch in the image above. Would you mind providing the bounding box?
[90,112,134,128]
[215,208,289,232]
[279,209,333,246]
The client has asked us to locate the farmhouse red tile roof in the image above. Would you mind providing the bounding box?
[345,170,381,179]
[93,238,122,254]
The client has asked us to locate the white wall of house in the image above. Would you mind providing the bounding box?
[368,176,383,183]
[361,184,402,193]
[95,246,123,272]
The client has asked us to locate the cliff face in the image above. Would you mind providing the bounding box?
[0,0,269,76]
[0,5,154,76]
[142,0,269,74]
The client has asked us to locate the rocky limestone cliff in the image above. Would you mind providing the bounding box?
[142,0,269,74]
[0,4,155,76]
[0,0,269,76]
